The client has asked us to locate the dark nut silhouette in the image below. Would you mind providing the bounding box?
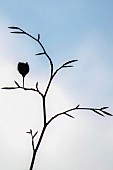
[18,62,29,77]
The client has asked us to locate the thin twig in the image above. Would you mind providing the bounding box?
[44,60,78,97]
[9,27,54,77]
[26,129,38,152]
[47,112,75,126]
[2,86,43,97]
[47,105,112,125]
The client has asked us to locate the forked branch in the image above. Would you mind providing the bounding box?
[2,81,43,97]
[8,26,78,97]
[2,26,112,170]
[8,26,54,78]
[26,129,38,151]
[47,104,112,125]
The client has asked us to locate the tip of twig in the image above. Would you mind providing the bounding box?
[100,106,109,110]
[1,87,17,90]
[35,52,45,56]
[38,34,40,41]
[65,112,75,119]
[102,110,113,116]
[8,26,19,29]
[76,104,80,108]
[10,31,24,34]
[14,80,20,87]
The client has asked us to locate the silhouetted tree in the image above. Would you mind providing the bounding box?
[2,26,112,170]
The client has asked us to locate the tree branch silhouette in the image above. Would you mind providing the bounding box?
[2,26,112,170]
[26,129,38,152]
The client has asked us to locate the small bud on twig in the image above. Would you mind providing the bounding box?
[18,62,29,77]
[17,62,29,88]
[38,34,40,41]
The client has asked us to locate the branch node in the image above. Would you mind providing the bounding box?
[76,104,80,108]
[64,112,75,119]
[33,131,38,138]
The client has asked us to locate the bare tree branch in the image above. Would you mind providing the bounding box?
[47,112,75,125]
[52,59,78,78]
[2,85,43,97]
[5,26,112,170]
[47,105,112,125]
[8,26,54,77]
[26,129,38,152]
[44,59,78,97]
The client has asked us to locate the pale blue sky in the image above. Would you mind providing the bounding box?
[0,1,113,170]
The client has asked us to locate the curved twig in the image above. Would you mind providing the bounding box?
[47,104,112,125]
[8,26,54,77]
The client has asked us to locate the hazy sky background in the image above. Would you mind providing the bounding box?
[0,0,113,170]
